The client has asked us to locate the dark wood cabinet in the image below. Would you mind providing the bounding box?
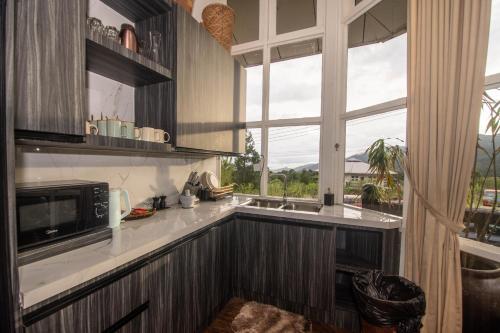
[148,221,232,332]
[24,266,149,333]
[14,0,86,139]
[175,7,245,154]
[232,217,337,323]
[22,216,400,333]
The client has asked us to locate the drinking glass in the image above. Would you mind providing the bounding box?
[149,31,162,63]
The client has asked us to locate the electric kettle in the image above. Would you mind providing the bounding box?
[109,188,131,228]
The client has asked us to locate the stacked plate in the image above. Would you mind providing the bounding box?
[201,171,219,190]
[200,172,233,200]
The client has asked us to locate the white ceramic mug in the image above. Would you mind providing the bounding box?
[85,121,99,135]
[134,127,141,140]
[107,119,126,138]
[154,129,171,143]
[139,127,155,142]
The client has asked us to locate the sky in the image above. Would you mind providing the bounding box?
[245,0,499,170]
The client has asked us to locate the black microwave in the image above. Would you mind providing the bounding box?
[16,180,109,251]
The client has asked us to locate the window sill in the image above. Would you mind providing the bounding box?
[459,237,500,264]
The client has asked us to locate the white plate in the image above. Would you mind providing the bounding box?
[206,171,219,189]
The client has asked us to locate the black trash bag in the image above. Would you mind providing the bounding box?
[352,270,426,333]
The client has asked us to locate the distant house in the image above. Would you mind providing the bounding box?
[344,158,374,184]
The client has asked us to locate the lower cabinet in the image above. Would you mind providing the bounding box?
[24,266,149,333]
[232,217,336,323]
[23,217,398,333]
[148,221,232,333]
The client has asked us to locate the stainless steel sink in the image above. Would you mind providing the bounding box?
[242,198,323,213]
[282,202,323,213]
[244,198,284,209]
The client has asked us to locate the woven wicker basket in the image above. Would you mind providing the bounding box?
[202,3,235,51]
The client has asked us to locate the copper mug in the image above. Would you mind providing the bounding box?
[119,24,138,52]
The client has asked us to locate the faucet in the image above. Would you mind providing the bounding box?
[273,173,288,205]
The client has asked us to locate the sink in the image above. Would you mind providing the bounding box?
[243,198,285,209]
[282,202,323,213]
[242,198,323,213]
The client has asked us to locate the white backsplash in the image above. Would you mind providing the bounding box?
[16,150,218,207]
[87,72,135,122]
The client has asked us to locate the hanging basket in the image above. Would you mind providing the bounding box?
[202,3,235,51]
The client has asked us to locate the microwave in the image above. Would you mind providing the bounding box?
[16,180,109,251]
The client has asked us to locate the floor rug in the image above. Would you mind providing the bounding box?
[231,301,312,333]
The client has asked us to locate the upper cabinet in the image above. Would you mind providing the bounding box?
[13,1,244,154]
[15,0,86,139]
[176,8,245,154]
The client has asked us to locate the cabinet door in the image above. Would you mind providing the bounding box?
[148,223,232,333]
[176,7,245,153]
[233,218,336,318]
[25,266,149,333]
[15,0,86,137]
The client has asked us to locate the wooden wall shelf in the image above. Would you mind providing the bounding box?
[86,29,172,87]
[15,136,217,159]
[100,0,172,22]
[16,135,172,155]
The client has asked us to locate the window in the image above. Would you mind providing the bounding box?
[342,0,407,216]
[344,110,406,214]
[276,0,317,35]
[228,0,260,45]
[461,0,500,248]
[268,125,320,199]
[463,89,500,247]
[346,0,407,111]
[235,51,263,122]
[226,34,323,199]
[270,39,322,119]
[486,0,500,76]
[221,129,262,195]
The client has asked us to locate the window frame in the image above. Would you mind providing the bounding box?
[231,0,326,199]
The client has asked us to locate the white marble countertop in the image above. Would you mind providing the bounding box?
[19,196,401,309]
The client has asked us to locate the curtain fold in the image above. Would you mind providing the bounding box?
[405,0,491,332]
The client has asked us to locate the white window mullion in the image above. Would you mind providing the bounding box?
[260,45,271,196]
[321,0,348,203]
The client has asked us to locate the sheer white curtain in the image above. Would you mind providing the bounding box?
[405,0,491,332]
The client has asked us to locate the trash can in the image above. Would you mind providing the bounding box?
[352,270,426,333]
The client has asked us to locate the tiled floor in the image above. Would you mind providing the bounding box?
[204,298,350,333]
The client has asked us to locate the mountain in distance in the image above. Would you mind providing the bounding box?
[475,134,500,176]
[270,134,500,176]
[293,163,319,172]
[271,163,319,173]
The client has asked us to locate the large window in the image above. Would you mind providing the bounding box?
[269,39,322,119]
[344,110,406,215]
[221,129,262,195]
[342,0,407,216]
[486,0,500,76]
[268,125,320,199]
[224,36,323,198]
[462,0,500,247]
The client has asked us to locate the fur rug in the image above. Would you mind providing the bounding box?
[231,301,312,333]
